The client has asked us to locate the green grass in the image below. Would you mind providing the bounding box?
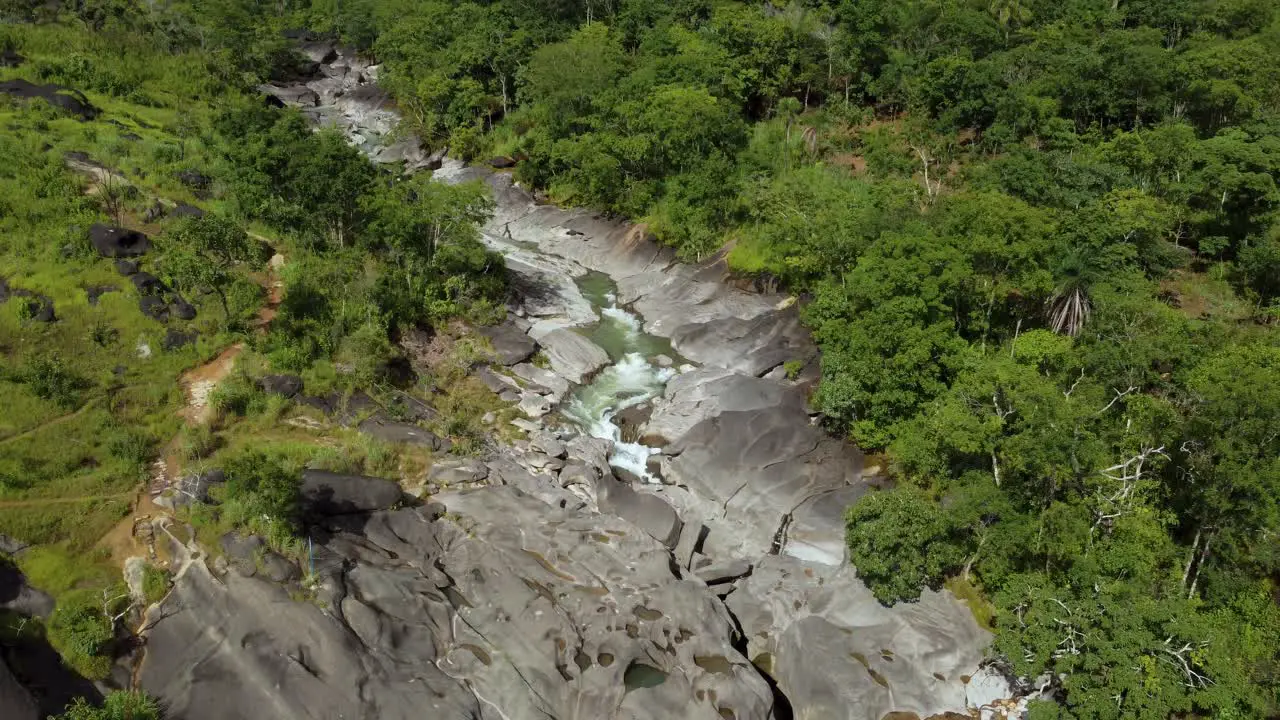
[945,575,997,631]
[0,21,263,610]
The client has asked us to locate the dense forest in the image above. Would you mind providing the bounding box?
[303,2,1280,716]
[1,0,1278,718]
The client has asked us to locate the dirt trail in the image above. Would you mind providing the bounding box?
[96,247,284,572]
[178,344,243,424]
[0,491,131,509]
[0,398,100,447]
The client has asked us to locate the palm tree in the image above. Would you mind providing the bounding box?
[989,0,1032,44]
[1047,253,1095,337]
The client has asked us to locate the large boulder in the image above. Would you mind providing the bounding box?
[298,39,338,64]
[300,469,403,517]
[139,558,481,720]
[257,84,319,107]
[594,476,683,548]
[356,414,447,451]
[647,372,865,562]
[258,374,303,398]
[537,328,609,384]
[7,289,54,323]
[0,658,37,720]
[478,320,538,366]
[0,79,98,120]
[727,555,992,720]
[142,485,775,720]
[398,487,775,720]
[88,224,150,258]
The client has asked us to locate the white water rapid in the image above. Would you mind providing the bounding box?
[559,285,677,481]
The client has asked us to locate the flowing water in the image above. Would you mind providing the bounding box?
[560,272,682,482]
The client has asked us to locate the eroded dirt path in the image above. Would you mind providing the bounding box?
[96,249,284,572]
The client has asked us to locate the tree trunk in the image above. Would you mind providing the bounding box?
[1182,525,1213,597]
[1181,526,1201,587]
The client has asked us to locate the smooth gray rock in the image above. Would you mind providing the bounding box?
[474,366,520,394]
[140,558,481,720]
[566,436,613,480]
[641,368,797,448]
[727,555,990,720]
[298,40,338,64]
[0,658,37,720]
[529,430,566,459]
[595,476,682,548]
[658,392,864,561]
[258,84,319,107]
[427,458,489,486]
[537,328,609,384]
[484,457,581,510]
[782,484,879,566]
[518,393,551,418]
[356,414,447,451]
[300,469,403,517]
[693,559,752,586]
[478,320,538,366]
[510,363,570,401]
[424,487,776,719]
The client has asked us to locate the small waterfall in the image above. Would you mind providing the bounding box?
[560,281,679,482]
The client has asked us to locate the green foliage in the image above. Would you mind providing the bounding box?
[844,487,965,604]
[45,589,117,679]
[54,691,162,720]
[9,355,90,409]
[214,448,304,546]
[159,213,262,325]
[140,565,171,605]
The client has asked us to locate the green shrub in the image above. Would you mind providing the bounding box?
[12,355,91,409]
[844,487,965,605]
[105,424,153,466]
[209,373,267,418]
[140,565,170,605]
[46,589,117,679]
[54,691,162,720]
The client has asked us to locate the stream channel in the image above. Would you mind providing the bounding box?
[559,271,685,481]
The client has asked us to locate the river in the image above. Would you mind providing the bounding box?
[559,272,684,481]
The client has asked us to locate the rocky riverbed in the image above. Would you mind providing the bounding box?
[134,42,1019,720]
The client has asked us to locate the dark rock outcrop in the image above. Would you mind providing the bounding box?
[84,285,118,305]
[5,289,55,323]
[300,469,403,517]
[170,202,205,218]
[356,414,448,451]
[0,79,98,119]
[477,319,538,366]
[89,224,150,258]
[258,374,303,398]
[162,328,197,350]
[175,168,210,190]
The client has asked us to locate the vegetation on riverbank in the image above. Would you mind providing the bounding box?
[0,6,506,706]
[1,0,1276,717]
[295,0,1279,716]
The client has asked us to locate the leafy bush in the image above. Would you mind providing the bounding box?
[215,449,303,547]
[844,487,964,605]
[45,589,117,679]
[140,565,170,605]
[12,356,91,409]
[55,691,162,720]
